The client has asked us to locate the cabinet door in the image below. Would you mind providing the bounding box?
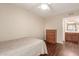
[65,33,72,41]
[72,33,78,43]
[46,30,57,44]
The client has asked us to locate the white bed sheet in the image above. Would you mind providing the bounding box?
[0,37,47,56]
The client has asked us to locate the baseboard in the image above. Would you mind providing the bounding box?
[57,41,63,44]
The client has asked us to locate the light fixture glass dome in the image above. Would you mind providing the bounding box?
[38,4,50,10]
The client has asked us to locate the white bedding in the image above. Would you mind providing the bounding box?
[0,37,47,56]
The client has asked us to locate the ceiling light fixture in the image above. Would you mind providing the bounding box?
[38,4,50,10]
[48,3,52,4]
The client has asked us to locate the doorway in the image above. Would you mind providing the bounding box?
[63,16,79,44]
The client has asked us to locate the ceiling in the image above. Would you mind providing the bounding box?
[6,3,79,18]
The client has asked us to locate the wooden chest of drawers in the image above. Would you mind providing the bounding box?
[65,32,79,44]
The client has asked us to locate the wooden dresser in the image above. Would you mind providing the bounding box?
[65,32,79,44]
[46,30,57,44]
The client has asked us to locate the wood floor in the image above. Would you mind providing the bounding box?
[44,42,79,56]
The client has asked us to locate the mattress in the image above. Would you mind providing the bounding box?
[0,37,47,56]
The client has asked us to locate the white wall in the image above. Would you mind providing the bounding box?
[0,4,44,41]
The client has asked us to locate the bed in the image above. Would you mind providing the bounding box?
[0,37,47,56]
